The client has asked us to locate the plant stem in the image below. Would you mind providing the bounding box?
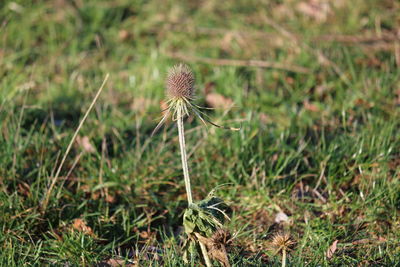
[177,107,193,205]
[282,249,286,267]
[199,242,212,267]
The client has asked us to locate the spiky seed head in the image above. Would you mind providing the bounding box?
[166,63,195,100]
[271,233,295,253]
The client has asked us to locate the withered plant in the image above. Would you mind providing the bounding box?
[153,63,239,266]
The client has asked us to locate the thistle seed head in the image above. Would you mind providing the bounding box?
[271,233,295,253]
[166,63,195,100]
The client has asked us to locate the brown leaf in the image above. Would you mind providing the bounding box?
[206,93,233,109]
[105,193,116,204]
[354,98,373,108]
[259,113,271,124]
[76,136,96,153]
[118,29,131,42]
[395,88,400,105]
[160,100,169,116]
[203,81,216,95]
[326,240,338,259]
[72,218,94,237]
[220,32,235,52]
[194,232,231,267]
[297,0,331,22]
[274,211,289,224]
[378,236,387,242]
[303,100,320,112]
[130,97,155,113]
[18,182,31,197]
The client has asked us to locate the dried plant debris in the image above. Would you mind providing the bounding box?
[183,196,232,266]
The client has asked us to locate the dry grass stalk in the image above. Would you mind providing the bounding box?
[41,74,110,212]
[166,52,310,73]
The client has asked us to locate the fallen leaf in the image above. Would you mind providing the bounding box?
[378,236,387,242]
[395,88,400,105]
[118,29,131,41]
[203,81,216,95]
[259,113,271,124]
[297,0,331,22]
[206,93,233,109]
[105,193,116,204]
[18,182,31,197]
[72,218,94,237]
[76,136,96,153]
[326,240,338,259]
[275,211,289,224]
[220,32,235,52]
[303,100,320,112]
[354,98,373,108]
[160,100,169,116]
[195,231,231,267]
[130,97,155,113]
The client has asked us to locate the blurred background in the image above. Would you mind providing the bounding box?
[0,0,399,266]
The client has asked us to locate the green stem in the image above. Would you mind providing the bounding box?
[177,107,193,205]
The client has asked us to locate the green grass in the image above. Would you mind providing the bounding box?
[1,0,399,266]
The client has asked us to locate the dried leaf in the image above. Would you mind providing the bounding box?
[303,100,320,112]
[220,32,235,52]
[105,193,116,203]
[195,231,231,267]
[130,97,155,113]
[326,240,338,259]
[160,100,169,116]
[203,81,216,95]
[275,211,289,224]
[297,0,331,22]
[259,113,271,124]
[18,182,31,197]
[72,218,94,237]
[206,93,233,109]
[118,29,131,41]
[76,136,96,153]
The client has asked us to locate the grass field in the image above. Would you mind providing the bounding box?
[1,0,400,266]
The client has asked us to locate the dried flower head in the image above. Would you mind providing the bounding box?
[210,228,232,249]
[166,63,195,100]
[151,63,240,136]
[271,233,295,254]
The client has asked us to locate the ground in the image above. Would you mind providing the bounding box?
[0,0,399,266]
